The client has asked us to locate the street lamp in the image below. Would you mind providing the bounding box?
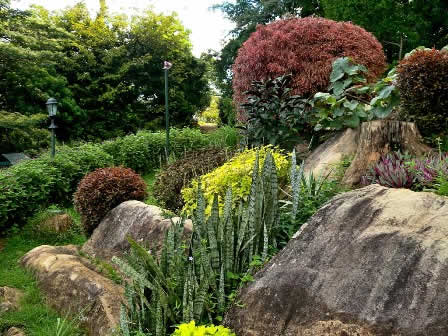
[163,61,172,158]
[46,98,58,158]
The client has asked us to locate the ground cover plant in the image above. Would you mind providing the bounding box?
[361,150,448,196]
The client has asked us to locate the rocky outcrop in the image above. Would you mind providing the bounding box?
[82,201,192,260]
[304,128,358,178]
[21,245,124,335]
[225,185,448,335]
[3,328,25,336]
[0,287,24,313]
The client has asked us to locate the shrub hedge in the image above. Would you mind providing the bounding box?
[0,127,239,231]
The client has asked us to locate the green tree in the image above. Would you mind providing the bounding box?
[321,0,448,61]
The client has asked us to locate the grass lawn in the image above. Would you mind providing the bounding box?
[0,210,87,336]
[0,171,160,335]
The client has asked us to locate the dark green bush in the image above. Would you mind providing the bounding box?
[0,127,238,232]
[74,167,148,235]
[153,148,234,211]
[103,127,239,173]
[397,48,448,137]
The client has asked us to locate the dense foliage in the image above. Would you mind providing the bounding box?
[0,111,49,155]
[0,144,113,231]
[397,48,448,137]
[241,74,311,147]
[102,127,239,173]
[313,57,399,130]
[0,1,210,140]
[232,17,386,120]
[115,151,281,335]
[153,148,234,212]
[181,146,289,215]
[0,127,238,232]
[74,167,148,235]
[321,0,448,61]
[199,96,220,124]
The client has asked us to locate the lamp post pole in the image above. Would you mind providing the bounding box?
[46,98,58,158]
[163,61,172,158]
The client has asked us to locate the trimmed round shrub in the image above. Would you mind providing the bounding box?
[74,167,148,235]
[153,148,234,212]
[232,17,386,120]
[397,48,448,137]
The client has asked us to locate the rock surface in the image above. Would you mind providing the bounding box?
[21,245,124,335]
[41,213,74,233]
[82,201,192,260]
[3,328,25,336]
[0,287,24,313]
[304,128,358,178]
[225,185,448,335]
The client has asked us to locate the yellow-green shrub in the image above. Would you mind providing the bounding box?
[171,321,235,336]
[181,145,289,215]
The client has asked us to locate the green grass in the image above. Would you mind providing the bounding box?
[0,208,87,336]
[143,170,159,206]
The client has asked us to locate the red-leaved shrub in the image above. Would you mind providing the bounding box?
[233,17,386,120]
[397,48,448,136]
[74,167,148,235]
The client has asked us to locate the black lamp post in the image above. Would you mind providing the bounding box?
[163,61,172,158]
[46,98,58,158]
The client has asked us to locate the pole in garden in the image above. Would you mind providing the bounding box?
[163,61,172,158]
[46,98,58,158]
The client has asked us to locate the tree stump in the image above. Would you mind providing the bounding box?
[342,120,432,186]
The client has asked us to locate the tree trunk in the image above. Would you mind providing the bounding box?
[342,120,432,186]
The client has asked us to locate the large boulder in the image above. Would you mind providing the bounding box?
[225,185,448,335]
[82,201,192,260]
[304,128,358,178]
[21,245,124,335]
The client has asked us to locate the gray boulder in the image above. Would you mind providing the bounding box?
[225,185,448,335]
[82,201,192,260]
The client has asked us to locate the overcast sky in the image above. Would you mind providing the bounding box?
[11,0,235,56]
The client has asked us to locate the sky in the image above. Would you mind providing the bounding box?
[11,0,235,56]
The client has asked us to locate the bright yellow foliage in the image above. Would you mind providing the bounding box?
[181,145,289,215]
[171,321,236,336]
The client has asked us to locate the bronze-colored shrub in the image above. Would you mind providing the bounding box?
[397,48,448,137]
[74,167,147,235]
[232,17,386,120]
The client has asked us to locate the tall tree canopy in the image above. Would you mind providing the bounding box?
[321,0,448,61]
[0,0,210,140]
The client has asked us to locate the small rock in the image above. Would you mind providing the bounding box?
[0,287,24,313]
[41,213,73,233]
[4,327,25,336]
